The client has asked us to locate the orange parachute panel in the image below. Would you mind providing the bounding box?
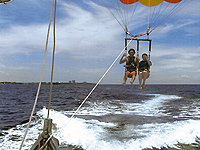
[120,0,138,5]
[139,0,163,6]
[165,0,182,3]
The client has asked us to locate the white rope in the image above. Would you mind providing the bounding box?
[150,0,193,34]
[19,0,55,149]
[101,0,125,31]
[58,39,134,136]
[47,0,57,119]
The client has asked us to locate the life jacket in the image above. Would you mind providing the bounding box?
[126,56,137,72]
[139,60,150,71]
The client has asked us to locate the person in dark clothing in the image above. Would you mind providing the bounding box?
[120,49,139,85]
[138,53,152,89]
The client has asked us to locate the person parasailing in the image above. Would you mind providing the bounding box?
[120,48,139,85]
[138,53,152,89]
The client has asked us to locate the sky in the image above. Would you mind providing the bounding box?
[0,0,200,84]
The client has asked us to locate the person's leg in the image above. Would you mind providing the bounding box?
[130,71,136,84]
[138,71,143,89]
[142,71,149,88]
[146,71,150,79]
[123,71,129,85]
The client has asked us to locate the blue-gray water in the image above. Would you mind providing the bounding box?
[0,84,200,149]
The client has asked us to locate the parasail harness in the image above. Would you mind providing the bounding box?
[125,27,150,39]
[123,36,152,78]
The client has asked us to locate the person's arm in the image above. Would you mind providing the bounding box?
[138,61,141,75]
[147,59,152,67]
[136,57,140,68]
[145,55,152,66]
[119,53,127,64]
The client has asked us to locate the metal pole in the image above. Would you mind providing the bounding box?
[124,38,152,58]
[149,40,151,59]
[125,38,128,52]
[137,39,139,58]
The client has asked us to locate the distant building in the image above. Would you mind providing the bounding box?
[69,80,76,84]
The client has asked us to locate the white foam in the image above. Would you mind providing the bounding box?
[57,119,200,150]
[133,94,181,116]
[38,110,200,150]
[2,108,200,150]
[127,120,200,149]
[66,100,128,116]
[65,94,182,117]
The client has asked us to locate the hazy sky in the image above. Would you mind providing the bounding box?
[0,0,200,84]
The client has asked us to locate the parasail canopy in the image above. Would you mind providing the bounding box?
[101,0,190,38]
[120,0,182,6]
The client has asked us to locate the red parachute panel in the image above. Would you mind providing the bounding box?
[120,0,138,5]
[165,0,182,3]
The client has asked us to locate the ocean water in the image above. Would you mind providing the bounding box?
[0,84,200,150]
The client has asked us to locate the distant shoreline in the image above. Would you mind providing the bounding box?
[0,82,94,85]
[0,82,199,85]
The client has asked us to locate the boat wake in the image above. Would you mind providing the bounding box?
[1,93,200,150]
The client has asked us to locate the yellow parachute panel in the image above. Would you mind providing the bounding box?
[139,0,163,6]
